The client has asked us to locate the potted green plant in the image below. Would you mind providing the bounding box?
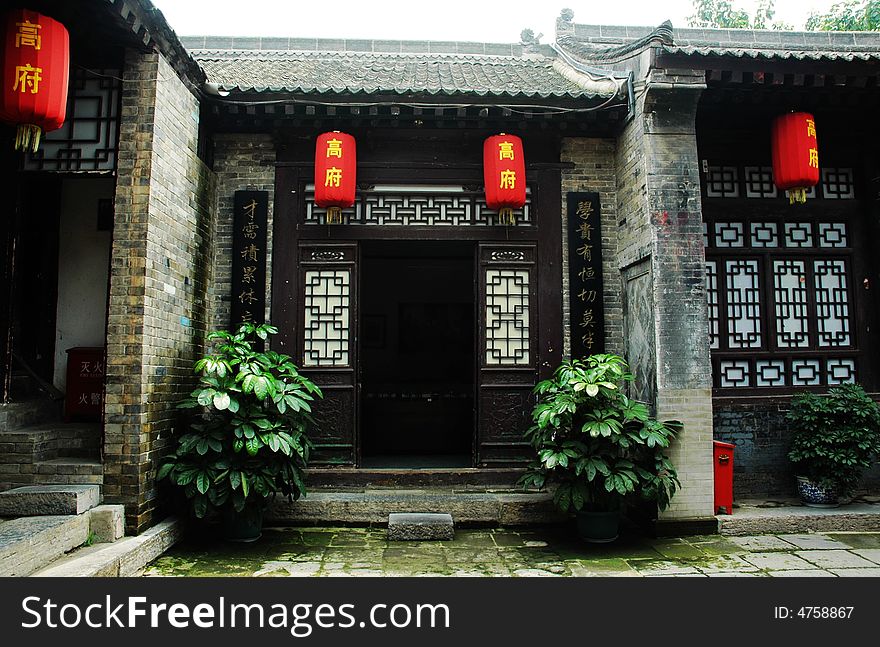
[787,384,880,507]
[157,323,322,541]
[518,354,680,542]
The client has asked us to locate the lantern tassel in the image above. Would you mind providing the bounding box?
[14,124,42,153]
[326,206,343,224]
[788,188,807,205]
[499,208,516,226]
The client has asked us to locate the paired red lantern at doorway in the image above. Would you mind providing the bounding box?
[483,133,526,225]
[314,131,356,224]
[0,8,69,152]
[771,111,819,204]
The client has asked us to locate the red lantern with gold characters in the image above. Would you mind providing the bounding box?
[314,131,356,224]
[483,133,526,225]
[771,112,819,204]
[0,8,69,152]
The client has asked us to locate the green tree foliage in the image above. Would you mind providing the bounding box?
[805,1,880,30]
[689,0,788,28]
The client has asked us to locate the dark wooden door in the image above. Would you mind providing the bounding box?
[476,243,538,466]
[297,242,358,465]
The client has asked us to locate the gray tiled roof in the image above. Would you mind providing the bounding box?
[666,27,880,61]
[187,46,612,98]
[558,22,880,63]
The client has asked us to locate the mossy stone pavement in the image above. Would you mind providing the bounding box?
[143,526,880,577]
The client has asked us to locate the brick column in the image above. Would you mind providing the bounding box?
[104,49,216,534]
[616,70,715,522]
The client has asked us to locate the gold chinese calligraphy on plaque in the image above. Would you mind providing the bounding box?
[232,191,268,327]
[567,192,604,358]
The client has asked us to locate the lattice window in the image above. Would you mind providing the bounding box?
[719,360,750,388]
[818,223,848,248]
[303,184,532,226]
[773,260,810,349]
[744,166,777,198]
[750,222,779,248]
[485,269,530,365]
[706,261,720,350]
[24,68,121,172]
[821,168,855,199]
[704,209,858,389]
[725,260,762,349]
[705,166,739,198]
[303,270,351,367]
[784,223,814,248]
[814,259,851,347]
[715,222,745,248]
[755,360,786,387]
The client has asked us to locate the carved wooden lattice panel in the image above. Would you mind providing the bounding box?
[703,205,857,390]
[303,184,532,226]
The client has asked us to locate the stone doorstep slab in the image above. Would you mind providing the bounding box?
[387,513,454,541]
[0,485,101,516]
[0,514,90,576]
[33,518,183,577]
[718,504,880,536]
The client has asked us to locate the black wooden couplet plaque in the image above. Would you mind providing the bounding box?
[567,192,605,359]
[231,190,269,327]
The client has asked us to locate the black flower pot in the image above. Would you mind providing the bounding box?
[576,509,620,543]
[221,505,264,542]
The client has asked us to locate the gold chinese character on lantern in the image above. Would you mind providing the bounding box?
[325,167,343,187]
[13,64,42,94]
[326,138,343,158]
[806,119,816,138]
[15,20,42,49]
[499,170,517,189]
[498,140,515,161]
[808,148,818,169]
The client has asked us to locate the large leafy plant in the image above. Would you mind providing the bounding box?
[787,384,880,495]
[519,354,680,514]
[158,323,322,518]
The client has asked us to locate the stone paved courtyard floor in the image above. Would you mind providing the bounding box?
[143,526,880,577]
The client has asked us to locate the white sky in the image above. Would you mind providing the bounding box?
[150,0,846,43]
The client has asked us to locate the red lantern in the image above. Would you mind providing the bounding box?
[771,112,819,204]
[483,133,526,225]
[314,131,356,224]
[0,9,69,152]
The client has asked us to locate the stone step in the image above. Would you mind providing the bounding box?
[388,512,454,540]
[0,514,90,576]
[32,457,103,486]
[0,484,101,517]
[33,518,182,577]
[0,399,62,431]
[718,502,880,536]
[267,488,563,526]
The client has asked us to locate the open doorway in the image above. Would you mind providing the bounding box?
[359,241,474,467]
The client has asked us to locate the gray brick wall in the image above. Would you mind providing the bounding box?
[714,399,880,498]
[104,49,217,534]
[560,138,622,359]
[210,134,276,331]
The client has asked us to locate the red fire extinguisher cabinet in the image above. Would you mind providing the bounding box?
[713,440,735,515]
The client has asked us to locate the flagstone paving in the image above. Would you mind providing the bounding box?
[142,527,880,577]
